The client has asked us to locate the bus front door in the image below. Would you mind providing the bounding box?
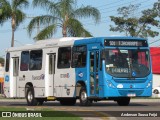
[12,57,19,97]
[48,53,56,96]
[90,51,99,96]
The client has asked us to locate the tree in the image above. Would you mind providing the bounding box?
[153,0,160,17]
[28,0,101,40]
[0,0,29,47]
[110,4,159,38]
[0,57,4,66]
[153,0,160,29]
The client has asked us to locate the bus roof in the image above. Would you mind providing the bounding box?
[6,36,147,52]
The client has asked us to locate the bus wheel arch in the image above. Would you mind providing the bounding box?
[76,81,92,106]
[25,82,37,106]
[76,81,86,98]
[25,82,33,97]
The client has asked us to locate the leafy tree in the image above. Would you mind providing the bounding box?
[110,4,159,38]
[0,0,29,47]
[0,57,4,66]
[153,0,160,17]
[0,3,2,14]
[28,0,101,40]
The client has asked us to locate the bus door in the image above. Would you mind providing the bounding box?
[12,57,19,97]
[90,51,99,96]
[48,53,56,96]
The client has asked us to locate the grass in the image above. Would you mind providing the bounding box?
[0,107,82,120]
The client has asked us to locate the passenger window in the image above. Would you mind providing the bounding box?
[29,50,42,70]
[57,47,71,68]
[5,53,10,72]
[72,46,87,68]
[20,51,29,71]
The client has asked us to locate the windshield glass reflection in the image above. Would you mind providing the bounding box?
[104,49,150,78]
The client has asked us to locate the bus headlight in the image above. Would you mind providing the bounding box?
[146,81,152,88]
[106,80,115,88]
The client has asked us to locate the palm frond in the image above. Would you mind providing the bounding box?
[34,24,57,40]
[32,0,51,8]
[0,0,11,25]
[27,15,58,37]
[15,9,26,29]
[58,0,75,18]
[66,18,92,37]
[33,0,61,20]
[12,0,29,9]
[72,5,101,23]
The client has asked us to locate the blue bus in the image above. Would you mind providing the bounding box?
[4,37,152,106]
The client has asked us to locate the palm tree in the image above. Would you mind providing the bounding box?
[0,0,29,47]
[28,0,100,40]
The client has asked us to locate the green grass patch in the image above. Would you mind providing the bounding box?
[0,107,82,120]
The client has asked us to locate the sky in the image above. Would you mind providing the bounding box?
[0,0,159,57]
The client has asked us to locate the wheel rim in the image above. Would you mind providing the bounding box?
[27,91,33,102]
[81,91,87,101]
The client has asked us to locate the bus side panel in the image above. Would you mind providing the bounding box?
[4,73,10,97]
[54,68,76,98]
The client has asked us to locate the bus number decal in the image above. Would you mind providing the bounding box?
[60,73,70,78]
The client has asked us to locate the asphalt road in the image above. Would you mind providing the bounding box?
[0,98,160,120]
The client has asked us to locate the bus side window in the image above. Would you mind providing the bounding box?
[72,46,87,68]
[20,51,29,71]
[29,50,42,70]
[5,53,10,72]
[57,47,71,69]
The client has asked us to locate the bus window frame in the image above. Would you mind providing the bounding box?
[71,45,87,68]
[29,50,43,71]
[57,47,71,69]
[5,52,10,72]
[20,51,29,71]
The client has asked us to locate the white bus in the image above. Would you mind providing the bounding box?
[4,37,152,106]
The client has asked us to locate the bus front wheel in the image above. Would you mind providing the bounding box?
[26,87,37,106]
[79,87,92,106]
[117,97,130,106]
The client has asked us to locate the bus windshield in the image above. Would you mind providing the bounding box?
[104,49,150,78]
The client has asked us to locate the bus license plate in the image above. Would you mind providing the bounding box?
[127,93,136,97]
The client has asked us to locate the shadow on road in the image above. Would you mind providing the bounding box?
[8,101,149,107]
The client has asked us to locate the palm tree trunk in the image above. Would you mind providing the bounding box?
[62,15,69,37]
[11,28,14,47]
[11,14,16,47]
[62,23,67,37]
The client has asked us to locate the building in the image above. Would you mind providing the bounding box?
[150,47,160,88]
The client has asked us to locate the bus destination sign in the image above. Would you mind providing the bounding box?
[104,40,148,47]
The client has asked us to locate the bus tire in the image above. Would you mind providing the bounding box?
[79,87,92,106]
[117,97,130,106]
[26,87,37,106]
[60,98,76,106]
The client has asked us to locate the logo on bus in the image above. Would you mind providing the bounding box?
[32,74,45,80]
[60,73,70,78]
[78,72,83,78]
[5,75,9,82]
